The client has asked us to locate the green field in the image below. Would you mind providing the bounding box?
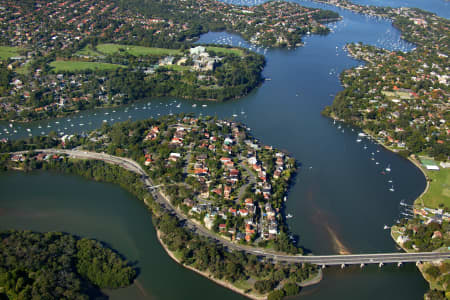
[96,43,181,56]
[206,46,245,57]
[49,60,126,72]
[421,167,450,209]
[382,91,412,100]
[76,45,104,57]
[164,64,190,72]
[0,46,22,60]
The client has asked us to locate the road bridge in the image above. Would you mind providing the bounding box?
[13,149,450,266]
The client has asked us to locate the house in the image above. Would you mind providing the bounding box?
[224,185,232,199]
[432,231,442,239]
[219,223,227,232]
[183,198,195,207]
[190,46,206,55]
[268,224,278,235]
[169,152,181,162]
[244,198,254,208]
[239,208,249,217]
[228,207,237,216]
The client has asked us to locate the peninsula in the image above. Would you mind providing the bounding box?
[0,0,340,122]
[1,114,320,300]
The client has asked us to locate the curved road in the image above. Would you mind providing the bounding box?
[18,149,450,266]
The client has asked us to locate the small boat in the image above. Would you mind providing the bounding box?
[232,114,238,117]
[385,164,391,172]
[383,225,390,230]
[388,180,393,183]
[375,162,379,165]
[356,138,362,143]
[9,123,13,128]
[26,128,31,132]
[358,132,367,137]
[176,103,181,108]
[284,196,287,202]
[202,104,207,107]
[363,145,368,149]
[286,214,293,219]
[192,104,197,108]
[389,185,395,192]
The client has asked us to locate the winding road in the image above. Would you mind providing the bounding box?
[15,148,450,267]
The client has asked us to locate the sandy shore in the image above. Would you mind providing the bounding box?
[156,231,267,300]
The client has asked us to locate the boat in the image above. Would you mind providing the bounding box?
[388,180,393,183]
[389,185,395,192]
[383,225,390,230]
[232,114,238,117]
[202,104,207,107]
[26,128,31,132]
[192,104,197,108]
[356,138,362,143]
[284,196,287,202]
[286,214,293,219]
[358,132,367,137]
[385,164,391,172]
[176,103,181,108]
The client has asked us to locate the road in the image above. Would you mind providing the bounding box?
[16,149,450,266]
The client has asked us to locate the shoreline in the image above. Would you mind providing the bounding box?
[156,231,267,300]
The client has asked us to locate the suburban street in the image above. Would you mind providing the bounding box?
[18,148,450,266]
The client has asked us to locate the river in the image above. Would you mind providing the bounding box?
[1,0,444,299]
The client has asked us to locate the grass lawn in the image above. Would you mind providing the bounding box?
[421,167,450,209]
[96,43,181,56]
[164,64,190,72]
[49,60,126,72]
[206,46,245,57]
[0,46,22,60]
[16,61,31,75]
[75,45,104,57]
[382,91,412,100]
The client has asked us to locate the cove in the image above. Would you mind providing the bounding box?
[1,0,443,298]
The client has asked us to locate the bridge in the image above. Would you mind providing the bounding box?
[13,149,450,267]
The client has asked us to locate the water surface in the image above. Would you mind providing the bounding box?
[0,1,434,299]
